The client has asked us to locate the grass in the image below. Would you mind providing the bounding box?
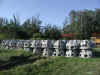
[0,48,100,75]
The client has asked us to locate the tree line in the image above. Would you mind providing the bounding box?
[0,9,100,40]
[64,8,100,39]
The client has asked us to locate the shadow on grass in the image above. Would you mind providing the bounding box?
[0,55,42,71]
[1,50,100,71]
[0,60,7,65]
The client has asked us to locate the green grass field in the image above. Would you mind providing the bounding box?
[0,48,100,75]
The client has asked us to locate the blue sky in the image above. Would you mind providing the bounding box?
[0,0,100,27]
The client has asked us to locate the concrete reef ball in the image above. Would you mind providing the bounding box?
[0,40,94,58]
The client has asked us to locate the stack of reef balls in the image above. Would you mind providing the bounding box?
[0,40,94,58]
[79,40,93,58]
[65,40,93,58]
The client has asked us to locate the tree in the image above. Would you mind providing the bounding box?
[43,24,61,39]
[63,9,100,39]
[23,16,42,39]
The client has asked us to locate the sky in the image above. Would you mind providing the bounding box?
[0,0,100,27]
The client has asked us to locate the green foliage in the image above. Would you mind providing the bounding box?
[42,24,62,39]
[0,15,62,39]
[0,16,42,39]
[32,33,42,40]
[63,9,100,39]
